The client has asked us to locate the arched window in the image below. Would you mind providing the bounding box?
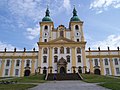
[43,48,47,54]
[75,25,79,30]
[43,56,47,63]
[54,56,58,63]
[66,47,70,54]
[60,31,64,37]
[60,47,64,54]
[66,55,70,62]
[77,47,81,54]
[77,55,81,63]
[54,48,58,54]
[44,25,48,30]
[26,60,30,67]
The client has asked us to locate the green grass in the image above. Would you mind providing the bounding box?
[0,74,45,90]
[4,74,46,83]
[0,84,37,90]
[81,74,120,90]
[99,83,120,90]
[81,74,120,83]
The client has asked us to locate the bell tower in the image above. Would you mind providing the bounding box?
[69,7,87,73]
[39,7,54,42]
[69,7,85,42]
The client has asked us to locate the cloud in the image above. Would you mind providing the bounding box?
[26,25,40,40]
[8,0,71,22]
[88,35,120,50]
[90,0,120,13]
[63,0,71,11]
[0,41,19,51]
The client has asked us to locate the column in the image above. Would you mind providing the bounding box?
[0,59,5,77]
[109,59,115,75]
[40,25,42,42]
[10,59,15,76]
[109,51,115,75]
[82,46,87,73]
[99,59,104,75]
[89,59,94,73]
[31,53,35,74]
[72,47,76,73]
[49,47,52,73]
[20,53,25,77]
[38,47,42,74]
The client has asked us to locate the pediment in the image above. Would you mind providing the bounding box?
[49,37,75,43]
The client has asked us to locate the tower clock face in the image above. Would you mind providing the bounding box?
[75,32,80,37]
[43,32,49,37]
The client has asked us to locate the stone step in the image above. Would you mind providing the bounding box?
[47,73,82,80]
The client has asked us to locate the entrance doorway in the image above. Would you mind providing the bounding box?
[24,70,31,76]
[60,67,66,74]
[94,69,101,75]
[43,67,47,75]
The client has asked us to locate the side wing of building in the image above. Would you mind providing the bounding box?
[0,51,38,77]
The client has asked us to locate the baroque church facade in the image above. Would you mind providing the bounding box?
[0,7,120,77]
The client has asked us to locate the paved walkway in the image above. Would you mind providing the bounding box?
[29,81,110,90]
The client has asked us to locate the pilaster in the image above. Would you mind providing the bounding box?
[72,47,76,73]
[48,47,53,73]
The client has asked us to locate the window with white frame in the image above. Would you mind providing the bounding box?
[5,69,9,75]
[114,58,118,65]
[6,60,10,66]
[66,55,70,63]
[104,58,109,65]
[77,55,81,63]
[54,48,58,54]
[105,68,110,75]
[66,47,70,54]
[26,60,30,67]
[15,69,19,76]
[54,56,58,63]
[43,56,47,63]
[16,60,20,66]
[94,59,98,66]
[77,47,81,54]
[116,68,120,74]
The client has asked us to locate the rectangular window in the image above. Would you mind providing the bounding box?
[16,60,20,66]
[116,68,120,74]
[6,60,10,66]
[26,60,30,67]
[54,56,58,63]
[94,59,98,66]
[43,56,47,63]
[67,56,70,63]
[15,69,19,75]
[77,56,81,63]
[104,58,109,65]
[114,58,118,65]
[105,68,110,75]
[44,39,47,42]
[5,69,9,75]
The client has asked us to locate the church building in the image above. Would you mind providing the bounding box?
[0,7,120,77]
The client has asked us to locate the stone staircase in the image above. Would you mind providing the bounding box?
[46,73,82,80]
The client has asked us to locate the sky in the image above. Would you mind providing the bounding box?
[0,0,120,51]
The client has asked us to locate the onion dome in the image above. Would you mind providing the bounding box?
[70,7,80,22]
[42,7,52,22]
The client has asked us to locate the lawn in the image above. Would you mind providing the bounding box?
[0,84,37,90]
[0,74,45,90]
[9,74,46,83]
[81,74,120,90]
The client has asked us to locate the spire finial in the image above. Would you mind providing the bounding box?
[45,5,50,17]
[73,5,77,16]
